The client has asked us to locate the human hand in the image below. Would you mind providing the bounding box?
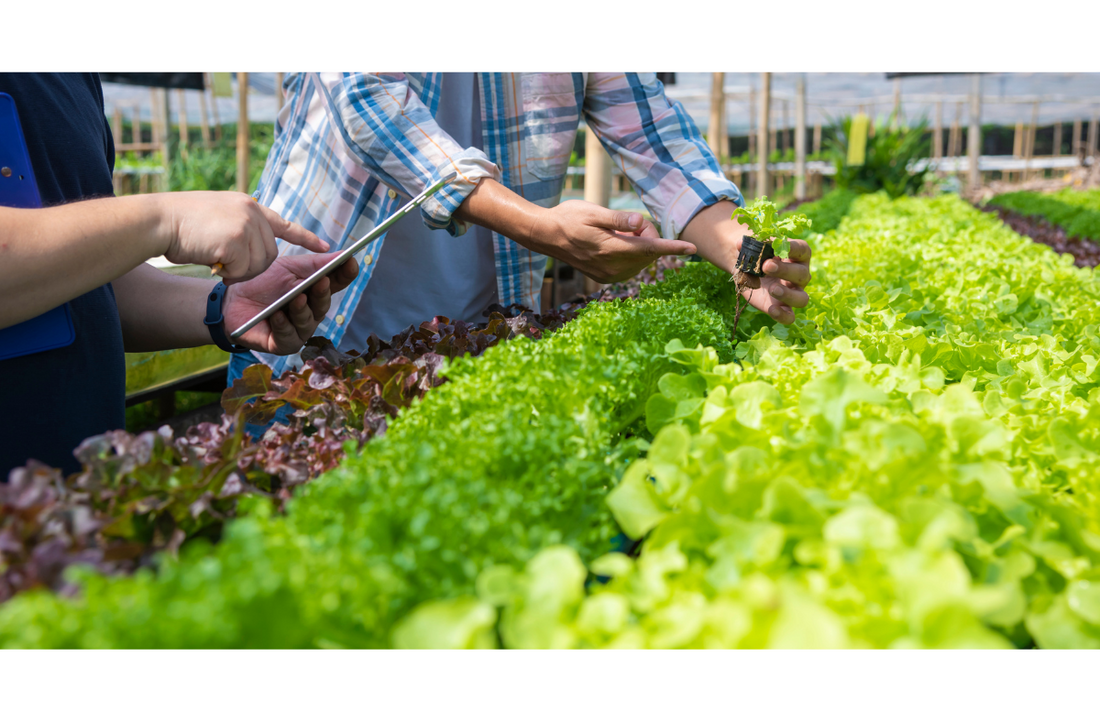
[158,192,330,282]
[681,200,812,325]
[731,237,812,325]
[528,200,696,284]
[222,253,359,354]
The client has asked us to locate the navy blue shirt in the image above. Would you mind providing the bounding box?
[0,73,126,478]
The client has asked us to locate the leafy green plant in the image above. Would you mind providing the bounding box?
[168,123,274,194]
[5,193,1100,649]
[826,113,933,198]
[733,195,811,259]
[989,189,1100,241]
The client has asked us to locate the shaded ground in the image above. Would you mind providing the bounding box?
[982,204,1100,268]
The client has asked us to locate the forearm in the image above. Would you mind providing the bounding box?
[0,195,169,328]
[452,178,548,251]
[680,200,751,274]
[113,264,213,352]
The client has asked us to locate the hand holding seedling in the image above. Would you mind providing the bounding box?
[681,198,813,326]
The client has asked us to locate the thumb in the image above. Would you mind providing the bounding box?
[256,203,330,253]
[593,208,645,234]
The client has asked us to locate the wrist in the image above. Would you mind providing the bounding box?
[142,193,177,259]
[522,206,562,255]
[205,281,249,353]
[681,201,747,274]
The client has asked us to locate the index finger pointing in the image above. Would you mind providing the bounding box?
[256,204,330,253]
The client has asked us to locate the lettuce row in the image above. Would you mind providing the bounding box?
[414,193,1100,649]
[990,188,1100,241]
[0,297,730,648]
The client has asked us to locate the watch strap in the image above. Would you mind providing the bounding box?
[204,281,249,353]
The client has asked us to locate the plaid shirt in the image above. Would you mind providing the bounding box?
[251,72,743,375]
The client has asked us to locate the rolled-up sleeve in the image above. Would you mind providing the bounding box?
[312,72,501,236]
[582,73,744,239]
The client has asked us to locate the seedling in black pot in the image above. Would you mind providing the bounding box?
[728,196,812,339]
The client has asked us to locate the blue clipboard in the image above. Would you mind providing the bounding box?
[0,91,76,361]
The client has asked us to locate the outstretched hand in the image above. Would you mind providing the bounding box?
[222,253,360,355]
[529,200,697,284]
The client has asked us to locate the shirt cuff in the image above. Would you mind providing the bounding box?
[419,149,503,237]
[662,179,745,240]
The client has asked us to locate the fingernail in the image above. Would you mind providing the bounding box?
[320,241,330,251]
[628,213,641,228]
[769,286,784,300]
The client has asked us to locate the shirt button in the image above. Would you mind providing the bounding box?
[387,188,397,199]
[335,314,345,325]
[363,254,373,265]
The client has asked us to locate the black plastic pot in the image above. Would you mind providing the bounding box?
[735,235,774,277]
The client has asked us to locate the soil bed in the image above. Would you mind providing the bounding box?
[981,204,1100,268]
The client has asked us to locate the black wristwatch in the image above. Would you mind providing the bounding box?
[204,281,249,353]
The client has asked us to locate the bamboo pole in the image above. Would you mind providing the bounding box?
[158,89,170,190]
[1073,119,1083,156]
[1024,101,1039,180]
[198,84,211,145]
[236,73,250,194]
[794,75,806,201]
[781,100,789,155]
[718,93,729,164]
[583,125,612,294]
[207,73,223,142]
[1089,115,1099,157]
[177,89,190,161]
[149,88,160,155]
[968,75,981,190]
[757,72,771,201]
[933,100,943,159]
[1013,121,1024,158]
[1053,122,1063,157]
[708,73,725,158]
[892,78,901,129]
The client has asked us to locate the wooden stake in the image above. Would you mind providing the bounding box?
[207,73,223,142]
[1053,121,1063,157]
[583,124,612,295]
[1024,101,1039,180]
[177,89,190,161]
[1073,119,1083,156]
[968,74,981,190]
[794,75,807,201]
[149,88,160,155]
[198,85,211,146]
[708,73,725,158]
[892,78,901,129]
[1013,121,1024,158]
[236,73,250,194]
[718,90,729,164]
[781,100,789,155]
[1089,115,1099,157]
[757,72,771,201]
[933,100,943,159]
[948,104,961,162]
